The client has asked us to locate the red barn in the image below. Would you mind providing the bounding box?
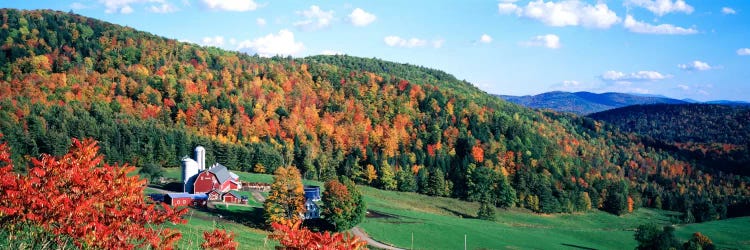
[193,163,240,194]
[222,191,242,203]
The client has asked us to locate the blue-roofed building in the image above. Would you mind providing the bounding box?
[165,193,208,207]
[303,185,321,219]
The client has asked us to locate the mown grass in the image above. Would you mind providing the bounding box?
[164,209,273,250]
[155,168,749,249]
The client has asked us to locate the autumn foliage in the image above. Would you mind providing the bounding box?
[268,220,367,250]
[0,136,187,249]
[200,229,238,250]
[264,166,306,226]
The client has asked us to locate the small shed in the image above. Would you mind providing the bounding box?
[165,193,194,207]
[222,191,242,203]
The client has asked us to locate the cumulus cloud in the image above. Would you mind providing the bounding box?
[480,34,492,43]
[256,18,266,26]
[498,0,620,29]
[722,7,737,15]
[521,34,561,49]
[678,60,713,71]
[201,36,225,47]
[294,5,334,31]
[624,0,693,16]
[623,15,697,35]
[349,8,376,26]
[201,0,258,12]
[601,70,670,81]
[237,29,304,57]
[148,3,178,13]
[384,36,427,48]
[738,48,750,56]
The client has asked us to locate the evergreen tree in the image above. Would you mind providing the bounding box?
[395,168,417,192]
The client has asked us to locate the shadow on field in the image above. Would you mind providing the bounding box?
[561,243,597,250]
[439,206,476,219]
[195,206,267,229]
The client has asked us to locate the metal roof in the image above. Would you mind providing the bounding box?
[208,163,232,184]
[166,193,207,199]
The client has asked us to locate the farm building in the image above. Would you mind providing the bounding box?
[303,186,321,219]
[193,163,241,193]
[164,193,207,207]
[222,191,244,203]
[181,146,242,195]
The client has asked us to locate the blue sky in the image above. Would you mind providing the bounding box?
[5,0,750,101]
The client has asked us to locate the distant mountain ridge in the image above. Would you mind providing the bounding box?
[497,91,688,114]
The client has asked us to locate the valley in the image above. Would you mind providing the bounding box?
[0,7,748,250]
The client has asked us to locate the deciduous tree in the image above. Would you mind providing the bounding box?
[264,166,305,226]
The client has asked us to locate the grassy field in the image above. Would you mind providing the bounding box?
[153,167,749,249]
[165,208,273,250]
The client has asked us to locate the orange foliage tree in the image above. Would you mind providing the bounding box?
[264,166,305,226]
[268,221,367,250]
[0,136,187,249]
[201,229,238,250]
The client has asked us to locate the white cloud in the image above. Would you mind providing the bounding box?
[601,70,670,81]
[256,18,266,26]
[521,34,561,49]
[737,48,750,56]
[101,0,177,14]
[624,0,693,16]
[148,3,177,13]
[384,36,427,48]
[120,5,134,14]
[480,34,492,43]
[349,8,376,27]
[498,3,520,14]
[70,2,88,9]
[498,0,620,29]
[294,5,334,31]
[678,60,713,71]
[677,84,690,90]
[237,29,304,57]
[201,36,225,47]
[623,15,697,35]
[722,7,737,15]
[201,0,258,11]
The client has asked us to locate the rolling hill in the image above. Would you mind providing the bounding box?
[0,7,748,231]
[498,91,689,114]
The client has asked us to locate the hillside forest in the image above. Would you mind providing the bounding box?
[0,9,749,223]
[589,104,750,176]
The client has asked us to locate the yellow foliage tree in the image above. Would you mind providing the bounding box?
[264,166,305,226]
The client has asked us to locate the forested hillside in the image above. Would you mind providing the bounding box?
[1,9,748,221]
[589,104,750,176]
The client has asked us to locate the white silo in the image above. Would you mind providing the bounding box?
[195,146,206,170]
[181,156,200,193]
